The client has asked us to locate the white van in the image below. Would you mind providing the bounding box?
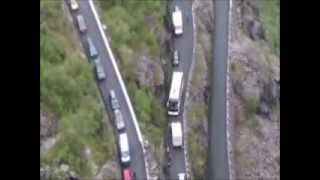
[171,121,183,147]
[119,133,131,164]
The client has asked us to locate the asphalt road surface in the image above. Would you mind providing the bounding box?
[166,0,194,179]
[207,0,230,179]
[66,1,147,179]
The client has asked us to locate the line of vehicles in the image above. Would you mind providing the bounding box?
[70,0,106,81]
[167,5,186,180]
[67,1,135,180]
[110,90,137,180]
[168,5,184,148]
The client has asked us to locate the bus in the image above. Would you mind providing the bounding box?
[167,71,184,116]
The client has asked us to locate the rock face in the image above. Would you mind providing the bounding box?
[40,111,57,145]
[247,20,265,40]
[136,52,165,90]
[95,161,121,180]
[40,111,58,155]
[228,0,280,179]
[241,0,265,41]
[40,164,79,180]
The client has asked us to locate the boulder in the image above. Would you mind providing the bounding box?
[247,20,265,41]
[261,80,279,107]
[258,101,270,118]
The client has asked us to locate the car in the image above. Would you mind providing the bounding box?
[178,173,186,180]
[114,109,125,130]
[87,37,98,59]
[76,14,87,33]
[173,49,179,66]
[94,58,106,80]
[69,0,79,11]
[119,133,131,164]
[109,90,120,110]
[122,168,136,180]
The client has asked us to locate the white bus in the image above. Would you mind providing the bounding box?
[167,71,184,116]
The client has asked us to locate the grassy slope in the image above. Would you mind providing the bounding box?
[40,1,115,178]
[187,46,208,179]
[258,0,280,56]
[97,0,167,159]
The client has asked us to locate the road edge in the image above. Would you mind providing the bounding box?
[182,0,197,179]
[226,0,233,180]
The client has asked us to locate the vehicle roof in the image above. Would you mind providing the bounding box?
[169,72,183,100]
[110,89,116,96]
[123,168,132,180]
[171,121,182,137]
[172,7,182,26]
[119,133,129,151]
[87,37,94,45]
[115,109,123,119]
[77,14,83,19]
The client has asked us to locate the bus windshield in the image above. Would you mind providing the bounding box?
[168,100,179,111]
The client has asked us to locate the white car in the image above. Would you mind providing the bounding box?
[70,0,79,11]
[114,109,125,131]
[119,133,131,164]
[173,49,179,66]
[178,173,186,180]
[109,90,120,110]
[94,58,106,81]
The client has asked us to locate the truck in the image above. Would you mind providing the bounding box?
[167,71,184,116]
[172,6,183,35]
[171,121,183,147]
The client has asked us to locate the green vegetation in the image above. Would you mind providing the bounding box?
[100,0,165,59]
[245,95,259,117]
[188,103,208,179]
[97,0,167,159]
[258,0,280,56]
[126,80,166,159]
[41,1,115,178]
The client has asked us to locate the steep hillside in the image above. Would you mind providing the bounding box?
[229,0,280,179]
[95,0,170,177]
[40,1,119,179]
[186,0,280,179]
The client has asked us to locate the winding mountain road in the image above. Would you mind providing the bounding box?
[207,0,230,179]
[65,0,148,179]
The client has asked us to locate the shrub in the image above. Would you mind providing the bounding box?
[245,96,259,117]
[258,0,280,56]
